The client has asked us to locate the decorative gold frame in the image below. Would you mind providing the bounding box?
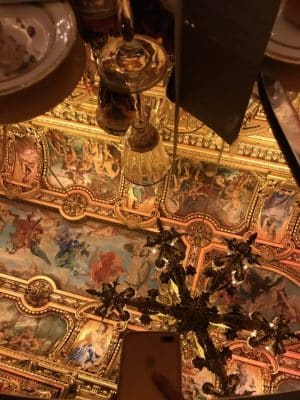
[0,80,299,398]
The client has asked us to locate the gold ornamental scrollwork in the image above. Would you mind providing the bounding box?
[60,191,88,221]
[229,340,279,375]
[271,374,300,393]
[114,200,160,229]
[75,301,129,331]
[257,240,295,262]
[24,280,52,308]
[186,221,212,247]
[0,125,48,200]
[23,278,54,308]
[75,301,101,320]
[243,231,295,262]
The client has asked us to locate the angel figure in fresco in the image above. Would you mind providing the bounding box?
[6,212,50,264]
[47,130,67,160]
[221,192,243,225]
[12,138,39,186]
[168,159,193,212]
[173,160,191,194]
[127,184,156,212]
[54,226,89,275]
[273,286,300,326]
[68,324,108,369]
[216,173,250,225]
[118,243,155,295]
[89,249,126,288]
[62,144,77,171]
[94,143,120,181]
[78,140,98,175]
[9,328,41,353]
[128,185,146,209]
[260,191,292,241]
[239,274,300,329]
[234,363,257,396]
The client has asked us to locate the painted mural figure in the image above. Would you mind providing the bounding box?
[6,212,50,264]
[273,285,300,325]
[228,270,300,331]
[216,174,249,225]
[94,143,120,181]
[68,325,108,369]
[54,226,89,275]
[9,328,41,352]
[166,157,256,227]
[47,132,121,198]
[12,138,39,185]
[0,301,67,356]
[127,184,156,212]
[89,249,126,287]
[0,199,159,297]
[181,360,212,400]
[234,363,257,396]
[119,244,154,295]
[260,192,292,241]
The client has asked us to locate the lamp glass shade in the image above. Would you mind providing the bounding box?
[122,122,170,186]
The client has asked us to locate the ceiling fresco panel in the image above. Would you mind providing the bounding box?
[0,366,66,398]
[66,320,115,372]
[0,197,158,298]
[199,250,300,333]
[255,188,299,244]
[0,126,48,200]
[0,81,299,398]
[273,376,300,393]
[0,300,68,359]
[46,130,122,202]
[163,156,260,233]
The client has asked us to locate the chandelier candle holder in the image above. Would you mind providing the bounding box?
[88,219,299,397]
[97,0,170,185]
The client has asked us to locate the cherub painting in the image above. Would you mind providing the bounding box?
[6,211,50,264]
[276,379,300,393]
[182,360,214,400]
[258,191,293,242]
[88,249,126,287]
[0,198,157,297]
[227,361,263,396]
[0,300,67,356]
[242,270,300,332]
[208,267,300,332]
[12,137,40,186]
[165,157,257,228]
[126,184,157,213]
[46,131,121,199]
[68,321,113,370]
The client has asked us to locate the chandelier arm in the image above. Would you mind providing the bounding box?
[194,330,235,397]
[88,219,298,398]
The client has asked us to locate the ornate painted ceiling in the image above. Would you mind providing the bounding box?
[0,70,299,399]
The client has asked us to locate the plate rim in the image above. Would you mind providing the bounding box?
[266,11,300,65]
[265,42,300,65]
[0,1,77,96]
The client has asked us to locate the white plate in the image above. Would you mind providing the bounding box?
[0,1,76,95]
[266,9,300,64]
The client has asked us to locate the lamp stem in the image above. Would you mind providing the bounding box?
[117,0,134,42]
[134,93,144,121]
